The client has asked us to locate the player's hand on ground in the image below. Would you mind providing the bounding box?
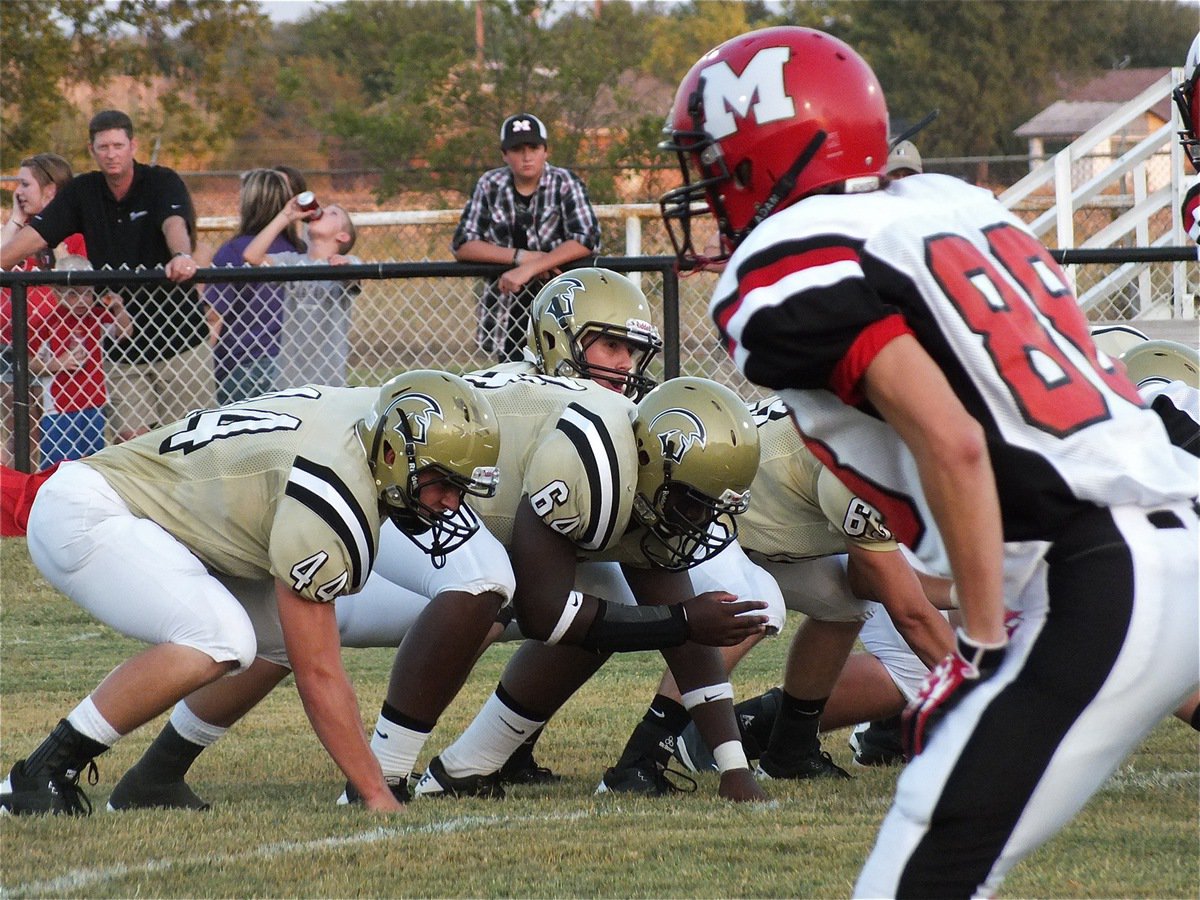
[902,629,1006,757]
[363,790,405,812]
[718,767,768,802]
[681,591,768,646]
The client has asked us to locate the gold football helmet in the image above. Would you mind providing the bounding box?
[631,377,759,570]
[1120,340,1200,390]
[357,370,500,562]
[527,267,663,400]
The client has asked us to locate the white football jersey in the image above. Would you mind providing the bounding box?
[82,387,381,603]
[712,174,1197,566]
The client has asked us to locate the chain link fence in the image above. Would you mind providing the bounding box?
[3,202,1196,473]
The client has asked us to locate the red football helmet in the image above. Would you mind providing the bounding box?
[1174,32,1200,173]
[660,26,889,265]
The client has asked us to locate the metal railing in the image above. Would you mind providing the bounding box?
[2,246,1195,473]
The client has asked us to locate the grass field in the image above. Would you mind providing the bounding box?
[2,536,1197,899]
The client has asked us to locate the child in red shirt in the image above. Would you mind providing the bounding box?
[29,255,131,467]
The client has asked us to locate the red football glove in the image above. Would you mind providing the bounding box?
[902,628,1007,758]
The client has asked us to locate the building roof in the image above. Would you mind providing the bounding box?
[1014,67,1173,139]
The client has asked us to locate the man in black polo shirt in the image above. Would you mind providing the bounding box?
[1,110,215,441]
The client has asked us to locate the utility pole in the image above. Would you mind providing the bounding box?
[475,0,485,66]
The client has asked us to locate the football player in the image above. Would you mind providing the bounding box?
[663,26,1198,896]
[602,394,955,790]
[411,375,770,803]
[1175,32,1200,242]
[0,370,502,815]
[108,372,768,808]
[103,267,699,809]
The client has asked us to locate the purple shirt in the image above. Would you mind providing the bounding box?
[205,234,298,378]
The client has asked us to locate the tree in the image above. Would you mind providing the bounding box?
[1,0,269,170]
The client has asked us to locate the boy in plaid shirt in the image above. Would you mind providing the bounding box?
[452,113,600,361]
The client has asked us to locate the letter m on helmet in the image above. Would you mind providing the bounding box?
[700,46,796,140]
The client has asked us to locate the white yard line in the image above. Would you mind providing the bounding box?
[5,808,599,897]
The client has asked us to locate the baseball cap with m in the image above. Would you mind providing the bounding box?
[501,113,548,151]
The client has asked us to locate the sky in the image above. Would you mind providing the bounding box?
[257,0,343,23]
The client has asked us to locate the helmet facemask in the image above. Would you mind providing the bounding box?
[661,80,831,268]
[556,323,661,400]
[1174,72,1200,173]
[365,379,500,568]
[634,473,748,572]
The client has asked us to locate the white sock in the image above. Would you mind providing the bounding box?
[66,696,121,747]
[170,701,228,747]
[439,691,544,777]
[371,714,430,780]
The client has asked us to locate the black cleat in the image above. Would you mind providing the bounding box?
[596,756,697,797]
[107,769,211,811]
[849,716,905,767]
[412,756,505,799]
[0,758,95,816]
[499,750,560,786]
[756,748,851,781]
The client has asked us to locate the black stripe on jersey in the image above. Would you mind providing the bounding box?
[712,233,866,335]
[715,236,883,393]
[285,457,376,590]
[556,402,622,550]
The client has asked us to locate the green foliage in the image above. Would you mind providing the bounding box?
[0,0,269,169]
[4,0,1197,191]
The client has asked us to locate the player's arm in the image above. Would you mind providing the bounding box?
[863,335,1008,754]
[846,544,953,669]
[862,334,1005,646]
[510,498,764,650]
[273,579,402,811]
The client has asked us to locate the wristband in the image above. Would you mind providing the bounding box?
[173,251,192,260]
[955,627,1006,673]
[712,740,750,774]
[512,248,521,265]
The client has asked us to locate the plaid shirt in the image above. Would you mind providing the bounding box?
[452,162,601,357]
[452,162,600,257]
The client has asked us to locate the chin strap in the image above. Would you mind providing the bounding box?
[744,129,827,236]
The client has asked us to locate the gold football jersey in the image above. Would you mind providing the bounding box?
[83,387,381,602]
[463,371,638,553]
[741,397,897,562]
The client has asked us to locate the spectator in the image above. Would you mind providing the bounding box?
[886,140,923,178]
[452,112,601,362]
[205,169,298,404]
[28,255,131,467]
[242,192,360,389]
[271,164,308,250]
[0,110,215,442]
[1,152,85,469]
